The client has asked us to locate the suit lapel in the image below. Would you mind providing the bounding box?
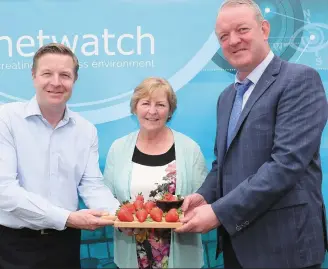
[225,56,282,153]
[217,85,235,166]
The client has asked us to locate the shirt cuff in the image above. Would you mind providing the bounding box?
[45,206,71,230]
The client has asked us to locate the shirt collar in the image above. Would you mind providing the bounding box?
[24,96,76,124]
[235,50,274,85]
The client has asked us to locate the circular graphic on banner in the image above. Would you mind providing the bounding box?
[212,0,305,73]
[0,0,222,123]
[289,23,328,54]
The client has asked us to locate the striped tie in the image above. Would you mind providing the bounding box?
[226,79,252,149]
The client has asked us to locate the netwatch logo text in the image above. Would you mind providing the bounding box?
[0,26,155,57]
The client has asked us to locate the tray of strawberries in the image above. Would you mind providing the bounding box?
[113,193,184,229]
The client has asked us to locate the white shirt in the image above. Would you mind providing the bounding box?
[235,50,275,109]
[0,97,119,230]
[130,161,175,201]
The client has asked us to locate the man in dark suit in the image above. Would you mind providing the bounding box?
[175,0,328,268]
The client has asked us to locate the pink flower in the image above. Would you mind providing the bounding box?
[152,248,163,261]
[160,245,170,256]
[168,184,176,194]
[139,256,150,268]
[165,162,176,173]
[148,237,161,249]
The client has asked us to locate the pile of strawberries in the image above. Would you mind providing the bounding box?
[116,193,181,223]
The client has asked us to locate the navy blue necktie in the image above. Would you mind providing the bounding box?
[227,79,252,149]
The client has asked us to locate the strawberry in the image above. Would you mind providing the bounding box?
[135,192,144,203]
[150,207,163,222]
[144,201,156,213]
[162,192,176,201]
[134,200,144,211]
[121,201,135,214]
[165,208,180,222]
[136,208,148,223]
[117,207,134,222]
[170,196,177,201]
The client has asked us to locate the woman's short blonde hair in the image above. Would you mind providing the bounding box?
[130,77,177,121]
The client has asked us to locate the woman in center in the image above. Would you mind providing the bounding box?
[104,77,207,269]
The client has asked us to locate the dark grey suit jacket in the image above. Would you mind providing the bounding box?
[198,56,328,268]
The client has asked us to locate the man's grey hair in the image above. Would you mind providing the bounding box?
[219,0,264,23]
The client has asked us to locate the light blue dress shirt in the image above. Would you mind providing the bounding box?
[236,50,275,109]
[0,97,119,230]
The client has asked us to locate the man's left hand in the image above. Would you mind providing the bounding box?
[175,204,220,233]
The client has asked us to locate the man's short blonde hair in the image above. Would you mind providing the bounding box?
[130,77,177,121]
[32,43,79,81]
[220,0,264,23]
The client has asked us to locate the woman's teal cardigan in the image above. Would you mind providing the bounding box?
[103,129,208,268]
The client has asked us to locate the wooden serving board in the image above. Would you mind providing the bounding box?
[101,214,117,221]
[113,215,182,229]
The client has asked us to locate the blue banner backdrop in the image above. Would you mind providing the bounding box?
[1,0,327,268]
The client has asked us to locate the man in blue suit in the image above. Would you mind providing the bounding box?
[176,0,328,268]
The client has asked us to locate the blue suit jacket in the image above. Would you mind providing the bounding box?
[198,56,328,268]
